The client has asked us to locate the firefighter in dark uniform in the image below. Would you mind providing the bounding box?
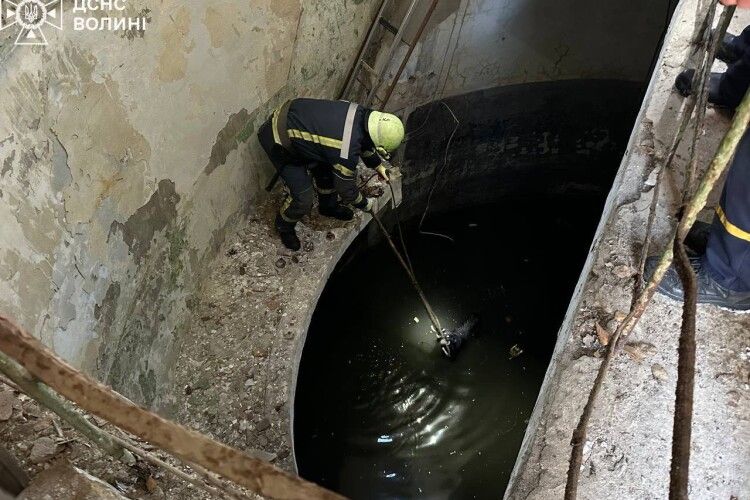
[653,9,750,310]
[257,98,404,250]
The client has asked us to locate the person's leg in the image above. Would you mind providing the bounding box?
[718,36,750,108]
[274,165,313,250]
[258,118,313,250]
[311,163,353,221]
[650,127,750,310]
[733,25,750,51]
[677,26,750,106]
[718,25,750,64]
[257,117,281,166]
[703,128,750,292]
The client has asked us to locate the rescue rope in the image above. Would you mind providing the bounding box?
[386,180,416,275]
[417,101,459,244]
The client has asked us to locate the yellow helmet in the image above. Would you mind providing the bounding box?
[367,111,404,155]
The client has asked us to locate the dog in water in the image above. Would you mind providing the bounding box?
[438,314,479,358]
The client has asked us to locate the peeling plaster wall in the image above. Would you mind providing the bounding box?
[0,0,381,405]
[377,0,672,112]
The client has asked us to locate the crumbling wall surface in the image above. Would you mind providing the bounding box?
[507,2,750,498]
[381,0,671,112]
[0,0,381,405]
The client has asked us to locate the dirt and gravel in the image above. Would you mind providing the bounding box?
[0,384,207,498]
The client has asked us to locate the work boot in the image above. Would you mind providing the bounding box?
[275,214,301,251]
[716,32,743,64]
[645,255,750,311]
[674,69,728,107]
[317,194,354,221]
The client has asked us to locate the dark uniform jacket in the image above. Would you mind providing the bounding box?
[271,98,382,205]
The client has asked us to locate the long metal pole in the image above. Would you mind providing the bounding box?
[370,211,443,333]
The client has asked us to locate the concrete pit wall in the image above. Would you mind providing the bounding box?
[399,80,645,219]
[0,0,382,405]
[378,0,673,113]
[367,0,675,220]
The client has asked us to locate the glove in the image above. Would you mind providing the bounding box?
[376,165,390,182]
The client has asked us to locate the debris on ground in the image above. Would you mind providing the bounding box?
[595,322,611,346]
[651,363,668,382]
[0,383,216,498]
[18,461,128,499]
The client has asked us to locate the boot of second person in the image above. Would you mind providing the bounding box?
[674,69,729,107]
[645,254,750,311]
[275,214,301,251]
[318,193,354,221]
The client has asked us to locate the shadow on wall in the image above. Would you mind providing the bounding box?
[399,80,646,218]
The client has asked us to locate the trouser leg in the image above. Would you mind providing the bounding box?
[733,25,750,51]
[257,116,314,229]
[310,163,338,208]
[257,118,283,168]
[718,35,750,108]
[311,163,355,221]
[276,165,314,229]
[703,128,750,292]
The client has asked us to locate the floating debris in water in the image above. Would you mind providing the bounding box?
[414,317,420,323]
[509,344,524,359]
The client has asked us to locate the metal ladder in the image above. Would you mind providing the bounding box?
[339,0,436,109]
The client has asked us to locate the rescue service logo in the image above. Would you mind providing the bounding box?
[0,0,62,45]
[0,0,148,47]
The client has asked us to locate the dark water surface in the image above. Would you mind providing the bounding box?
[294,197,602,499]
